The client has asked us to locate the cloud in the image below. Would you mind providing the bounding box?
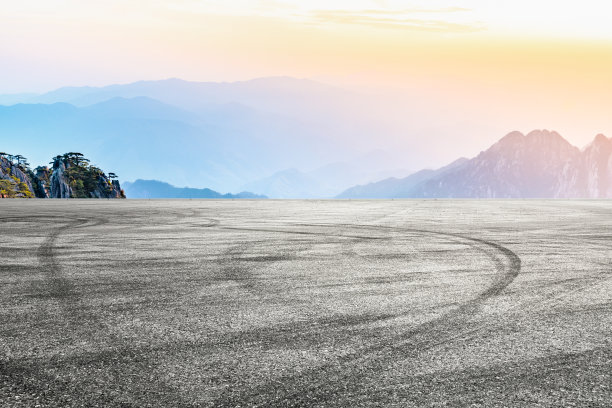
[304,8,483,33]
[358,7,473,14]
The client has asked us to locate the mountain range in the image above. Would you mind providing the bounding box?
[338,130,612,198]
[2,78,612,199]
[122,179,265,199]
[241,150,414,199]
[0,77,408,196]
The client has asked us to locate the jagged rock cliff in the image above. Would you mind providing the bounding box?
[338,130,612,199]
[414,130,612,198]
[0,156,35,198]
[34,166,51,198]
[0,152,125,198]
[413,130,580,198]
[45,154,125,198]
[573,134,612,198]
[48,159,73,198]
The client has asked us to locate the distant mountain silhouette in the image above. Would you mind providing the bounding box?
[241,169,319,199]
[0,100,249,191]
[122,179,266,199]
[6,79,610,199]
[0,93,38,106]
[337,158,468,199]
[242,151,411,198]
[14,77,355,119]
[338,130,612,198]
[0,78,380,193]
[82,96,201,122]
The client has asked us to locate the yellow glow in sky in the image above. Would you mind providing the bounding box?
[3,0,612,91]
[5,0,612,38]
[2,0,612,148]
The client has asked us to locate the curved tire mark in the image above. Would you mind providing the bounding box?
[213,224,521,406]
[33,216,108,301]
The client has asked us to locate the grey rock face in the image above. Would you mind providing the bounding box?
[49,160,73,198]
[416,130,581,198]
[47,159,124,198]
[339,130,612,199]
[110,180,123,198]
[0,156,36,196]
[414,130,612,198]
[89,176,119,198]
[0,157,11,182]
[89,176,124,198]
[2,153,124,198]
[581,134,612,198]
[34,167,51,198]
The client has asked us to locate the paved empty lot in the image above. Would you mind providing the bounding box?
[1,200,610,407]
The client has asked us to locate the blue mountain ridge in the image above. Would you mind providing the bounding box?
[122,179,266,199]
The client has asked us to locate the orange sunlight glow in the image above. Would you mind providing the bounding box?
[2,0,612,148]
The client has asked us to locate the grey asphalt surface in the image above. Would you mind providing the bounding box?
[0,199,610,407]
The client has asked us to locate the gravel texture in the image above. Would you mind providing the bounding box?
[0,199,610,407]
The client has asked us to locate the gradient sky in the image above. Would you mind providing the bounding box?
[2,0,612,149]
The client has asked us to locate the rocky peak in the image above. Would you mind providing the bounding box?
[484,129,578,162]
[493,131,524,149]
[585,133,611,152]
[1,151,125,198]
[409,130,610,198]
[578,133,612,198]
[0,155,36,198]
[49,159,72,198]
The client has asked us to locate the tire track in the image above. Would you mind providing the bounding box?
[211,224,389,295]
[33,216,110,300]
[213,242,257,290]
[2,213,206,408]
[34,219,87,300]
[220,226,387,241]
[210,237,319,293]
[213,224,521,406]
[192,218,219,228]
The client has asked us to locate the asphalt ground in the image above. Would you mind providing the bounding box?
[0,199,610,407]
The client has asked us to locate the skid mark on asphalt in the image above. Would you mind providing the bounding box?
[220,226,388,241]
[213,224,522,406]
[213,243,256,290]
[210,237,318,293]
[3,214,199,407]
[191,218,219,228]
[1,214,105,300]
[32,216,110,301]
[208,210,399,294]
[212,220,395,295]
[34,220,85,300]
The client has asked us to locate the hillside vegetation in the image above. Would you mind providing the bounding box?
[0,152,124,198]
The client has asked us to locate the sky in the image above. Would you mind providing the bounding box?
[2,0,612,150]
